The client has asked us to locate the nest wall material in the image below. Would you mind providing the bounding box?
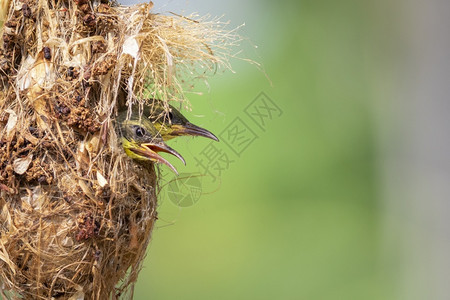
[0,0,236,298]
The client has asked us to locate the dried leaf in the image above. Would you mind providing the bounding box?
[13,154,33,175]
[122,36,140,59]
[61,237,74,247]
[28,86,51,131]
[79,180,95,201]
[22,186,44,210]
[18,51,56,91]
[96,171,108,188]
[5,109,17,136]
[86,135,100,155]
[17,55,35,90]
[30,92,49,116]
[77,141,91,167]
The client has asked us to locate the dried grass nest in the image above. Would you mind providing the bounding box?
[0,0,237,298]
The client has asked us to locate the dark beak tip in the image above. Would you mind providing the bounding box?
[183,123,219,142]
[206,132,219,142]
[152,153,179,175]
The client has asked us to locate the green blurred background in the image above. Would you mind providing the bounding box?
[129,0,391,299]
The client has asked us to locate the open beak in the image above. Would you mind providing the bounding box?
[144,142,186,165]
[172,122,219,141]
[130,142,185,174]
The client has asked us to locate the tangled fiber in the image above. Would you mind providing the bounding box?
[0,0,236,298]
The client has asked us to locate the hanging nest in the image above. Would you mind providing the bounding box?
[0,0,237,298]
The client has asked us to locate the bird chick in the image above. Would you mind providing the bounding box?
[145,99,219,142]
[117,108,185,174]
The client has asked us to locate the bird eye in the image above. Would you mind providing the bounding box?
[135,126,146,137]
